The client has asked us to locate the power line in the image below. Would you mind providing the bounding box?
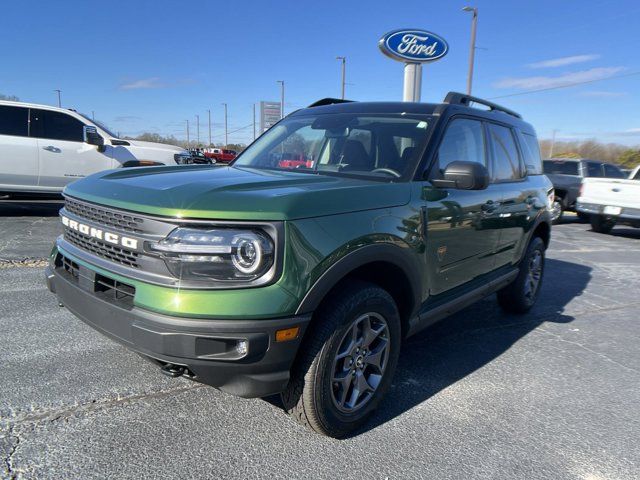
[488,71,640,100]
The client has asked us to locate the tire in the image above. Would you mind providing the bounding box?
[497,237,545,314]
[590,214,616,234]
[281,281,401,438]
[550,200,564,225]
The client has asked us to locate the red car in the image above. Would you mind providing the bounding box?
[205,148,237,163]
[277,153,314,169]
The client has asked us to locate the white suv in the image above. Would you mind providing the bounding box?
[0,101,190,198]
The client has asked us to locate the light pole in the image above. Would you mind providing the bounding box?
[207,109,212,146]
[54,89,62,107]
[277,80,285,119]
[91,111,95,120]
[462,6,478,96]
[253,103,256,141]
[196,114,200,146]
[549,129,558,158]
[221,103,228,147]
[336,56,346,99]
[186,119,190,147]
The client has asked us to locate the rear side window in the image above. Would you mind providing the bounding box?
[437,118,486,172]
[488,123,522,182]
[585,162,603,177]
[519,132,542,175]
[0,105,29,137]
[543,160,579,175]
[603,164,625,178]
[30,109,84,142]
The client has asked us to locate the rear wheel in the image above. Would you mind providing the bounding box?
[281,281,401,438]
[590,214,616,234]
[497,237,545,314]
[550,199,563,224]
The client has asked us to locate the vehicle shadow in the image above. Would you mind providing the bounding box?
[350,258,590,437]
[0,202,63,217]
[606,228,640,240]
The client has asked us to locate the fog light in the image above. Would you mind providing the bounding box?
[236,340,248,356]
[275,327,300,342]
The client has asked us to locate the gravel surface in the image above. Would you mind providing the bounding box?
[0,214,638,479]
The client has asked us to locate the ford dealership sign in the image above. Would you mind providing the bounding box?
[379,29,449,63]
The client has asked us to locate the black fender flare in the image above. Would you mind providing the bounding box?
[295,243,423,318]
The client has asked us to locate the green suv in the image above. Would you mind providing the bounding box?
[45,92,552,437]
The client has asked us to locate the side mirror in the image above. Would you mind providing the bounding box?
[83,125,104,147]
[431,161,489,190]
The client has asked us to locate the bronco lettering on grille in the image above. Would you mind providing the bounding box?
[61,215,139,250]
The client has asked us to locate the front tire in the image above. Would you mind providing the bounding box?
[590,214,616,234]
[281,281,401,438]
[550,200,564,224]
[497,237,545,314]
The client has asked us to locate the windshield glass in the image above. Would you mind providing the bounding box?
[234,113,433,180]
[543,160,579,175]
[77,113,119,138]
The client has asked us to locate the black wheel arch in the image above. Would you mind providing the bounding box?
[295,243,423,338]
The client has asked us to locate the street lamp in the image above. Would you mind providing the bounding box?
[277,80,285,119]
[336,56,346,99]
[462,6,478,96]
[54,89,62,107]
[207,109,212,146]
[221,103,228,147]
[196,114,200,146]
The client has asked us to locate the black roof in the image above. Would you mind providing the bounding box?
[291,91,536,135]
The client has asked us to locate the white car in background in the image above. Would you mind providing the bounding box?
[576,165,640,233]
[0,101,190,199]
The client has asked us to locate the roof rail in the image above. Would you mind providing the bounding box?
[443,91,521,118]
[307,98,355,108]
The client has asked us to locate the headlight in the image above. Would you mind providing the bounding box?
[150,227,274,282]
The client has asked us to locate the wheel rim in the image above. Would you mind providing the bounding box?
[524,250,543,302]
[550,201,562,221]
[330,312,390,414]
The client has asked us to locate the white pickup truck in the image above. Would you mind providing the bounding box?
[576,165,640,233]
[0,100,193,199]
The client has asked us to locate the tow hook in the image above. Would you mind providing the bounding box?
[160,363,185,378]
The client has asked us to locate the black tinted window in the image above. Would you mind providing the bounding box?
[0,105,29,137]
[519,132,542,174]
[489,123,522,181]
[585,162,602,177]
[437,119,485,172]
[604,164,625,178]
[543,160,579,175]
[30,109,84,142]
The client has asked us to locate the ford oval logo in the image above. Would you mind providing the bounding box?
[379,29,449,63]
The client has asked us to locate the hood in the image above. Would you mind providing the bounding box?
[64,166,411,221]
[124,139,185,153]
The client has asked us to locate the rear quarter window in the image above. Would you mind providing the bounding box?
[519,132,543,175]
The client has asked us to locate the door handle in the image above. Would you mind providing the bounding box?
[42,145,61,153]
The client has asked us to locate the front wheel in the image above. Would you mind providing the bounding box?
[550,200,563,224]
[590,214,616,234]
[497,237,545,314]
[281,281,401,438]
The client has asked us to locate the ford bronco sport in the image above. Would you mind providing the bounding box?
[45,92,552,438]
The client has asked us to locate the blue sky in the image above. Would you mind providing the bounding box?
[2,0,639,145]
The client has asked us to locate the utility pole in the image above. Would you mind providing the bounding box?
[196,114,200,146]
[207,109,212,146]
[336,56,346,99]
[277,80,285,119]
[549,129,558,158]
[54,89,62,107]
[186,119,190,147]
[91,111,95,120]
[462,6,478,95]
[253,103,256,141]
[222,103,228,147]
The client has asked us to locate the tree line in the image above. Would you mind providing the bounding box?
[539,139,640,168]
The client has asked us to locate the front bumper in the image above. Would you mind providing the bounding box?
[45,259,311,398]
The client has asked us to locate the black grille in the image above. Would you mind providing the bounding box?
[64,228,140,268]
[65,198,145,234]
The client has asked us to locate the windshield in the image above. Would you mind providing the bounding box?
[77,113,119,138]
[234,113,433,180]
[543,160,579,176]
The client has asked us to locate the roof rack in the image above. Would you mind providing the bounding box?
[307,98,355,108]
[443,91,521,118]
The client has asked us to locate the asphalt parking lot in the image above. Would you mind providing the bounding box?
[1,204,639,480]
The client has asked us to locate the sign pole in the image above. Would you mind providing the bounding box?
[403,63,422,102]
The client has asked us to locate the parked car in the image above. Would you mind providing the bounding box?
[0,101,191,199]
[177,150,215,165]
[576,165,640,233]
[45,92,552,437]
[205,148,237,163]
[543,158,626,223]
